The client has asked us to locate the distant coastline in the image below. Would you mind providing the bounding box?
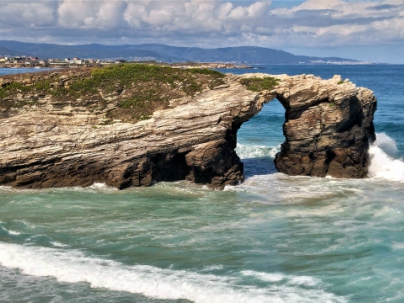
[0,59,254,70]
[0,41,378,65]
[0,60,382,72]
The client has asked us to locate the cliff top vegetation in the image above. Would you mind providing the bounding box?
[0,63,226,122]
[239,77,278,92]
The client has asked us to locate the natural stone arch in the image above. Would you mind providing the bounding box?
[0,71,377,190]
[178,73,377,188]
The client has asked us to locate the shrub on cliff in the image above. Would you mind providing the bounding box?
[240,77,278,92]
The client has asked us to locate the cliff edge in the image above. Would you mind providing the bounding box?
[0,65,377,189]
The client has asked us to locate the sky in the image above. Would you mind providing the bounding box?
[0,0,403,63]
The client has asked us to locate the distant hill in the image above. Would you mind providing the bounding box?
[0,45,18,56]
[0,41,166,61]
[0,40,359,64]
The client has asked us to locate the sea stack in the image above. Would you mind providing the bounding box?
[273,74,377,178]
[0,66,377,189]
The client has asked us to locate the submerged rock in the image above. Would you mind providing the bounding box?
[0,67,376,189]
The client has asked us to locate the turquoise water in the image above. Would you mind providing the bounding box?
[1,65,404,302]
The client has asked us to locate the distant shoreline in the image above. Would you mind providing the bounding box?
[0,61,256,71]
[0,62,387,72]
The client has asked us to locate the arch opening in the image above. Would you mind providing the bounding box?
[235,98,285,179]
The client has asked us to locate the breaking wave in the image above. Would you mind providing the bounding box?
[0,243,346,303]
[369,133,404,182]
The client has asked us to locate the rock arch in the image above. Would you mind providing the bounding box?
[0,72,377,189]
[189,73,377,188]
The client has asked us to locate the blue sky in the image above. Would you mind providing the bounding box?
[0,0,403,63]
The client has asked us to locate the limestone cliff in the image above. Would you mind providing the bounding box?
[0,66,377,189]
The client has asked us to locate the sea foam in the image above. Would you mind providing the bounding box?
[236,143,280,159]
[369,133,404,182]
[0,243,347,303]
[238,133,404,183]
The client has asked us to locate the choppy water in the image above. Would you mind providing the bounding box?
[1,65,404,303]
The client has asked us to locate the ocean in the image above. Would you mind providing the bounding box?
[0,65,403,303]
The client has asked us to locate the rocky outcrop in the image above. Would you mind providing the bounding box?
[273,74,377,178]
[0,68,377,189]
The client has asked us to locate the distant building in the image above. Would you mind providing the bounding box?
[70,58,82,65]
[13,57,24,63]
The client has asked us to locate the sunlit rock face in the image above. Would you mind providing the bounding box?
[0,69,376,190]
[272,74,377,178]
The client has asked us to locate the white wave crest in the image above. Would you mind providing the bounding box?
[241,270,322,287]
[0,243,347,303]
[369,133,404,182]
[71,182,118,192]
[372,133,398,156]
[236,143,280,159]
[51,241,69,248]
[89,182,112,189]
[1,227,21,236]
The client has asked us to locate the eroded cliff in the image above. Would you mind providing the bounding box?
[0,65,377,189]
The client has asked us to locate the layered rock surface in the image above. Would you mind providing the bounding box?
[0,68,377,189]
[273,74,377,178]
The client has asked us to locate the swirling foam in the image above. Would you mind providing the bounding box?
[236,143,280,159]
[0,243,347,303]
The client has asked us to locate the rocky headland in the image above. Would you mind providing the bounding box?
[0,64,377,189]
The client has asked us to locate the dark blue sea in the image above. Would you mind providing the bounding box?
[0,65,404,303]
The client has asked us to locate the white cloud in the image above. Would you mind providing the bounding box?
[0,0,403,60]
[266,0,404,47]
[58,0,127,29]
[0,1,56,27]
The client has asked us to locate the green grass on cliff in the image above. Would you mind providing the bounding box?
[0,82,30,99]
[97,64,225,122]
[88,64,224,96]
[0,64,226,122]
[45,64,224,99]
[240,77,278,92]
